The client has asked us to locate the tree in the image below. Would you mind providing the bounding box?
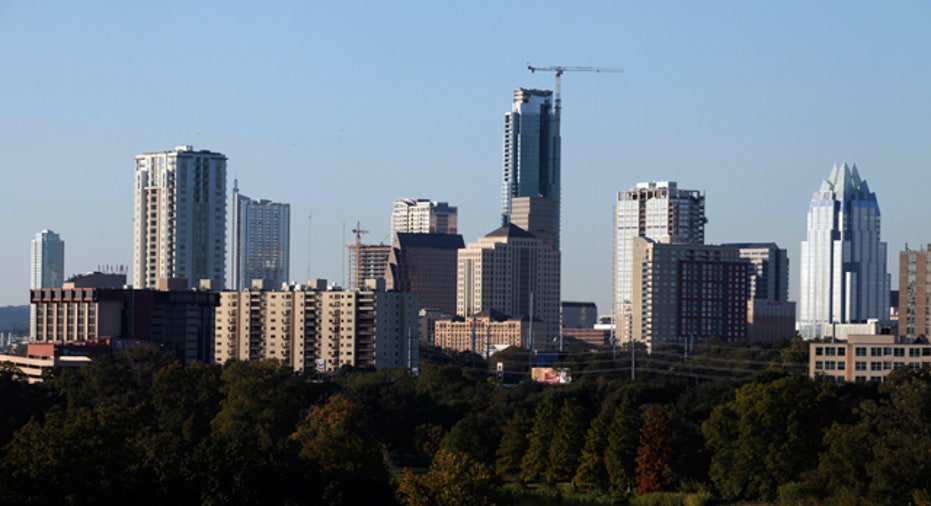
[604,396,642,492]
[545,398,588,484]
[573,411,610,490]
[636,404,672,495]
[702,376,838,501]
[520,395,558,482]
[495,412,530,479]
[397,449,498,506]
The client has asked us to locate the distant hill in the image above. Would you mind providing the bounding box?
[0,306,29,333]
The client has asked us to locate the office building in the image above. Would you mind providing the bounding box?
[562,301,598,329]
[899,246,931,339]
[723,242,796,340]
[31,229,65,289]
[799,163,889,338]
[391,199,458,236]
[215,279,419,373]
[133,145,227,289]
[433,310,543,354]
[386,232,464,315]
[30,277,218,364]
[631,238,749,349]
[457,224,560,349]
[614,181,706,344]
[809,333,931,384]
[501,88,560,248]
[230,180,291,290]
[509,196,558,249]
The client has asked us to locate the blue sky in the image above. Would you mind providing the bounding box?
[2,1,930,313]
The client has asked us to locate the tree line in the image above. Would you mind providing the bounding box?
[1,339,930,505]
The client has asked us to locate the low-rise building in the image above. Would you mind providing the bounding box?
[434,310,543,354]
[809,334,931,383]
[0,341,111,383]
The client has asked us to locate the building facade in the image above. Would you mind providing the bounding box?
[434,310,543,354]
[809,334,931,383]
[899,246,931,340]
[614,182,706,344]
[501,88,560,248]
[386,232,464,315]
[31,229,65,290]
[723,242,796,340]
[799,163,889,338]
[347,243,391,290]
[457,224,560,349]
[230,180,291,290]
[631,238,749,349]
[133,145,227,289]
[391,199,458,236]
[215,279,419,373]
[30,281,218,364]
[509,196,558,249]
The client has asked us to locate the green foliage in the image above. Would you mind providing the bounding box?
[702,376,839,501]
[545,397,589,484]
[573,411,610,490]
[495,412,530,479]
[397,449,499,506]
[520,395,559,483]
[630,491,712,506]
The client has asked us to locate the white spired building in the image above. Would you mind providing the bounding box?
[230,180,291,290]
[133,145,227,289]
[799,163,889,339]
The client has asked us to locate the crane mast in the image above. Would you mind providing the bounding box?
[526,64,623,116]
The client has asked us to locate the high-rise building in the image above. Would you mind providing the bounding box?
[501,88,560,248]
[614,181,706,343]
[31,230,64,289]
[133,145,227,290]
[215,279,419,373]
[899,245,931,339]
[457,224,560,349]
[391,199,458,236]
[230,180,291,290]
[30,229,65,339]
[799,163,889,339]
[509,196,558,249]
[386,232,464,315]
[723,242,796,340]
[631,238,750,349]
[347,243,391,290]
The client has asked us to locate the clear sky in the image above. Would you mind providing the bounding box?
[2,1,930,314]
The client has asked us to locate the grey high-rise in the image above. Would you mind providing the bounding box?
[230,180,291,290]
[501,88,560,248]
[799,163,889,338]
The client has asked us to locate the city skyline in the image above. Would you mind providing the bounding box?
[3,2,931,316]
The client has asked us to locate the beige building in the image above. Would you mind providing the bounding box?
[631,238,749,349]
[900,246,931,339]
[457,224,560,349]
[810,334,931,383]
[215,279,419,373]
[434,310,543,354]
[347,244,391,290]
[510,196,557,250]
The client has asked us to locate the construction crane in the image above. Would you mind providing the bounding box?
[526,64,623,116]
[349,221,369,289]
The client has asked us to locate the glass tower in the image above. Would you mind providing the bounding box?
[230,180,291,290]
[31,229,65,289]
[799,163,889,338]
[501,88,560,248]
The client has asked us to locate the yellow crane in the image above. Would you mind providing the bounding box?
[526,64,624,116]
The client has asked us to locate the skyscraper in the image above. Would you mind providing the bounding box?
[501,88,560,248]
[899,246,931,339]
[457,224,561,348]
[613,181,706,344]
[30,229,64,340]
[230,180,291,290]
[133,145,227,289]
[391,198,458,236]
[31,229,64,289]
[799,163,889,338]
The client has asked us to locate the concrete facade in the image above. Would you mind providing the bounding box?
[899,246,931,339]
[133,145,227,289]
[433,311,543,354]
[810,333,931,383]
[391,199,458,236]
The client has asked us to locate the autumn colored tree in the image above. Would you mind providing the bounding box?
[397,449,498,506]
[635,404,672,495]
